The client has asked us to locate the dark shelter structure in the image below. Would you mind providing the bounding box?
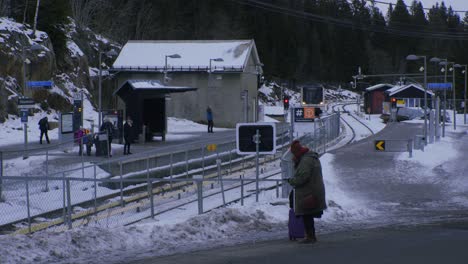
[113,80,196,141]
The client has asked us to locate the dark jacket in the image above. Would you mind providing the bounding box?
[100,121,114,137]
[123,122,132,141]
[38,117,49,131]
[288,151,327,216]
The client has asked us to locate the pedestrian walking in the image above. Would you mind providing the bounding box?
[38,116,50,144]
[287,140,327,244]
[207,106,214,133]
[100,118,115,157]
[123,117,133,155]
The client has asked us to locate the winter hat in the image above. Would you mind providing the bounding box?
[290,140,309,159]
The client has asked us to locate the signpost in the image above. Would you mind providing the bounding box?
[236,123,276,202]
[294,107,316,122]
[27,81,53,89]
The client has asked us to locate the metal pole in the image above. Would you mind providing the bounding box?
[443,62,447,137]
[290,108,294,144]
[0,151,3,200]
[148,179,154,218]
[201,147,205,177]
[423,57,428,145]
[465,66,467,124]
[453,65,456,130]
[217,159,225,206]
[255,129,260,202]
[185,150,189,178]
[240,175,244,206]
[44,149,49,191]
[98,52,103,127]
[23,121,28,159]
[26,179,31,233]
[194,175,203,214]
[435,97,440,141]
[94,165,97,222]
[62,175,66,226]
[170,153,173,189]
[81,136,84,178]
[66,179,72,229]
[119,162,124,207]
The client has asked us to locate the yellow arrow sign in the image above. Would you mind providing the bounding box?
[375,140,385,151]
[206,144,217,152]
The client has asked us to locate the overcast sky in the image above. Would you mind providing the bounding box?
[375,0,468,15]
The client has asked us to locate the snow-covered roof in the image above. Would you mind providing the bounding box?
[112,40,262,73]
[386,84,435,96]
[365,83,394,92]
[113,80,197,96]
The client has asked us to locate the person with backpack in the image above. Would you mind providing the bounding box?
[123,117,133,155]
[38,116,50,144]
[287,140,327,244]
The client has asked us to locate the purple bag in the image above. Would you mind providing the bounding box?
[288,208,306,240]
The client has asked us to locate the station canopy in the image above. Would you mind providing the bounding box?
[113,80,197,97]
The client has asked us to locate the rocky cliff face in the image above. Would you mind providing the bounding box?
[0,17,120,123]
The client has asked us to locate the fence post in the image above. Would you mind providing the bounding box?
[194,175,203,214]
[0,151,3,201]
[408,139,413,158]
[81,136,84,178]
[146,158,150,182]
[26,179,31,233]
[147,179,154,219]
[185,150,189,178]
[94,165,97,222]
[169,153,173,189]
[66,179,72,230]
[217,159,225,206]
[276,180,279,198]
[201,147,205,177]
[119,162,124,207]
[44,149,49,192]
[62,173,66,227]
[240,175,244,206]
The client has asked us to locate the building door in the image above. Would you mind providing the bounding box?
[372,91,385,114]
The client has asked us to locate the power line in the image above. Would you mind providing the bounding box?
[369,0,468,14]
[231,0,468,40]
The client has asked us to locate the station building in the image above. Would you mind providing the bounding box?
[111,40,263,141]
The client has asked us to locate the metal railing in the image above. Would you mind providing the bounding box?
[0,114,341,234]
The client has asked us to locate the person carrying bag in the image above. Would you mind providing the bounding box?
[287,140,327,244]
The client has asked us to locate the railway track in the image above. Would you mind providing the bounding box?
[332,102,375,145]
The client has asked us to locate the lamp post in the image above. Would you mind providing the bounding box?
[448,64,457,130]
[164,54,181,83]
[98,50,118,128]
[455,64,467,124]
[406,55,428,145]
[22,44,43,159]
[440,60,454,136]
[209,58,224,73]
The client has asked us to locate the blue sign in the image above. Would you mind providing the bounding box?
[427,83,452,90]
[20,110,28,123]
[27,81,53,89]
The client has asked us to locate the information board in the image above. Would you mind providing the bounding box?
[61,113,74,134]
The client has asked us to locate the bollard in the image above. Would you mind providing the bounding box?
[193,175,203,214]
[94,165,97,222]
[408,139,413,158]
[26,180,31,233]
[66,179,72,230]
[169,153,173,189]
[147,180,154,218]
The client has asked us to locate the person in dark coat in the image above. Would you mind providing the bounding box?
[288,140,327,244]
[100,118,115,157]
[38,117,50,144]
[123,117,133,155]
[206,106,214,133]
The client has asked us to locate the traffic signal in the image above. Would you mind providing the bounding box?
[283,96,290,110]
[391,97,397,108]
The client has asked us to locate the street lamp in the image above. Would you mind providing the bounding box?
[454,64,467,124]
[209,58,224,73]
[439,60,454,136]
[98,49,118,128]
[164,54,181,83]
[406,54,428,145]
[448,64,457,130]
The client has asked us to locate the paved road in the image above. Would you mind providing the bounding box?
[131,221,468,264]
[130,121,468,264]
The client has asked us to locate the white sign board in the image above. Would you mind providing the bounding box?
[61,113,74,134]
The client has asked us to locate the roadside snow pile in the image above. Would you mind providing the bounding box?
[0,207,284,264]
